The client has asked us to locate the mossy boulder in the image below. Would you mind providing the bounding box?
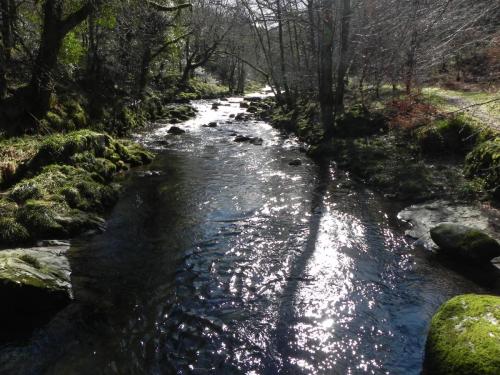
[430,223,500,263]
[16,200,66,238]
[465,138,500,198]
[0,245,72,318]
[416,115,481,155]
[424,294,500,375]
[0,218,30,246]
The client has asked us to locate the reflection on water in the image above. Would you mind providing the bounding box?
[0,95,489,374]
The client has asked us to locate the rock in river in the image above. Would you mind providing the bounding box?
[250,137,263,146]
[234,135,251,142]
[289,159,302,166]
[424,294,500,375]
[430,223,500,263]
[0,244,72,319]
[168,126,186,135]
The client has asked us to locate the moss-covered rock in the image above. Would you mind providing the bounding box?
[0,245,72,318]
[16,200,66,237]
[424,294,500,375]
[465,138,500,199]
[430,223,500,263]
[0,218,30,246]
[0,130,153,247]
[416,115,485,155]
[45,111,65,130]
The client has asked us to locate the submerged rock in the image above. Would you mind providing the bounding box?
[234,135,251,143]
[430,223,500,263]
[0,245,72,318]
[289,159,302,166]
[424,294,500,375]
[235,113,248,121]
[250,137,263,146]
[208,122,218,128]
[168,126,186,135]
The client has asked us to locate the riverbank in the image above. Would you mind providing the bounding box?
[0,81,214,330]
[262,95,499,205]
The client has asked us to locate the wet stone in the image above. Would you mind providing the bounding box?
[249,137,263,146]
[168,126,186,135]
[234,135,251,143]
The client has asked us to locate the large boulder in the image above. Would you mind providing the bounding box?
[424,294,500,375]
[430,223,500,263]
[0,245,72,319]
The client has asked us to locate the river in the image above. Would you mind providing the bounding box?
[0,94,488,374]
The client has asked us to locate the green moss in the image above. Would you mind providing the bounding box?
[32,130,111,167]
[0,129,153,245]
[335,105,387,138]
[18,253,42,269]
[16,200,65,237]
[45,111,65,130]
[425,294,500,375]
[188,78,229,99]
[416,114,490,155]
[465,138,500,197]
[0,217,30,245]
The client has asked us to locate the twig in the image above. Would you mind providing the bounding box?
[445,98,500,115]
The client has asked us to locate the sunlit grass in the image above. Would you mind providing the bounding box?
[421,87,500,117]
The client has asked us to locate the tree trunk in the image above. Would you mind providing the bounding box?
[0,0,15,99]
[236,61,246,94]
[405,31,418,95]
[277,0,290,102]
[138,45,152,95]
[29,0,65,117]
[318,0,335,138]
[25,0,93,119]
[334,0,351,116]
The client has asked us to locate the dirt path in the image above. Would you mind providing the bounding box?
[442,94,500,132]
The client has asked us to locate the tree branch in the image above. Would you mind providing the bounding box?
[147,1,192,12]
[445,98,500,115]
[151,31,193,59]
[60,2,93,36]
[218,50,269,79]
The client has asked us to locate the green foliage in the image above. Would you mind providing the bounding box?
[464,138,500,197]
[425,294,500,375]
[0,217,30,245]
[335,105,387,138]
[415,115,488,155]
[179,78,229,100]
[60,31,85,67]
[0,130,153,246]
[16,200,65,237]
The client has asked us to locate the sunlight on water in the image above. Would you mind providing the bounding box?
[1,90,488,375]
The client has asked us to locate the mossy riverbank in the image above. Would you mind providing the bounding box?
[0,130,154,247]
[266,98,499,205]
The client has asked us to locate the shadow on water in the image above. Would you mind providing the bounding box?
[270,160,332,374]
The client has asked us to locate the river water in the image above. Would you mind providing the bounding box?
[0,95,490,374]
